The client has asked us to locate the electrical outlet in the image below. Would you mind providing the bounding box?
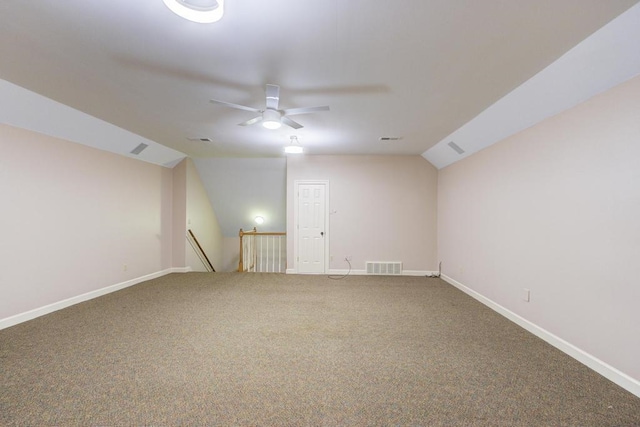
[523,288,530,302]
[330,255,334,261]
[123,264,128,272]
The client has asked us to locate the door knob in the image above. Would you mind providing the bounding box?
[321,232,324,236]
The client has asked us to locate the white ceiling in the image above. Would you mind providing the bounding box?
[1,0,638,159]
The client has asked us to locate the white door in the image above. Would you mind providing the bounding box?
[296,182,327,274]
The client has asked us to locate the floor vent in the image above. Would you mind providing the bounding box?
[366,262,402,276]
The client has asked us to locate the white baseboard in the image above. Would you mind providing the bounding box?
[441,274,640,398]
[328,269,366,275]
[405,270,437,276]
[0,267,191,330]
[286,269,438,276]
[326,269,436,277]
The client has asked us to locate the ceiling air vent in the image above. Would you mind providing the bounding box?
[447,141,465,154]
[187,137,212,142]
[130,143,148,155]
[379,137,402,141]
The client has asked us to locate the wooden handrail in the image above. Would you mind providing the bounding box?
[240,231,287,236]
[188,229,215,272]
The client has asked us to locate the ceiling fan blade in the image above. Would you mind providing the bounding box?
[265,84,280,110]
[281,116,303,129]
[283,105,330,116]
[239,116,263,126]
[210,99,261,113]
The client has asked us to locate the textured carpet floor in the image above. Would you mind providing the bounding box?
[1,273,639,426]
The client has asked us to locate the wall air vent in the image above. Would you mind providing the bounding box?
[130,143,149,155]
[379,137,402,141]
[447,141,465,155]
[366,261,403,276]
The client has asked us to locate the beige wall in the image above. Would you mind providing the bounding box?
[221,236,241,272]
[0,126,225,324]
[172,159,224,272]
[184,158,224,272]
[172,159,187,268]
[0,124,173,320]
[286,155,438,273]
[438,75,640,382]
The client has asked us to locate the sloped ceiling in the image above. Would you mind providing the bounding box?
[1,0,637,158]
[192,158,286,236]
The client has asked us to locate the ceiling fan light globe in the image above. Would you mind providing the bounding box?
[262,109,282,129]
[262,120,282,130]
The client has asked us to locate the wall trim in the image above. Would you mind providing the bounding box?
[287,269,438,277]
[285,268,438,276]
[325,269,437,277]
[0,267,192,330]
[441,274,640,398]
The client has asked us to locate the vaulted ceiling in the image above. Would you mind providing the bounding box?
[1,0,637,160]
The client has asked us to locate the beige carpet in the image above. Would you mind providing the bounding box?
[1,273,639,426]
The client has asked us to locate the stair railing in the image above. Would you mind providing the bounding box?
[239,228,286,273]
[187,229,215,272]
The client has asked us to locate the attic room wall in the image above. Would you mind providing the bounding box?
[286,155,438,273]
[172,159,187,268]
[437,75,640,385]
[0,124,173,323]
[184,158,224,272]
[171,158,224,272]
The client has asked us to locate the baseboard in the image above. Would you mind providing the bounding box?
[405,270,438,277]
[328,269,366,275]
[286,269,438,276]
[327,269,436,277]
[441,274,640,398]
[0,267,191,330]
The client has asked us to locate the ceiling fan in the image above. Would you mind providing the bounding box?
[210,84,329,130]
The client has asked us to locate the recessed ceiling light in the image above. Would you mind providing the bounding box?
[162,0,225,24]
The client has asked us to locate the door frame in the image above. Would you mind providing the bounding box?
[293,180,330,274]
